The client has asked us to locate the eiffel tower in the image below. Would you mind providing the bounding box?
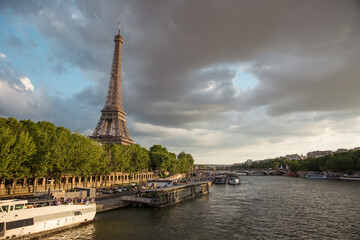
[91,24,134,145]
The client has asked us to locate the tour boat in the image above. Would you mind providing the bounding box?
[227,176,241,185]
[306,173,327,179]
[0,198,96,239]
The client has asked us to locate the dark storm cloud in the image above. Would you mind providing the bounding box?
[74,83,106,108]
[3,0,359,122]
[1,0,360,162]
[119,0,360,125]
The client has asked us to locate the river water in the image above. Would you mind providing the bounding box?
[34,176,360,240]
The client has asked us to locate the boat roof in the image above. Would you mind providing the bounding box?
[0,199,28,205]
[141,181,208,193]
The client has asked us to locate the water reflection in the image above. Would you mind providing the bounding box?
[32,223,96,240]
[35,177,360,240]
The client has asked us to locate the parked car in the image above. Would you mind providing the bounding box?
[114,188,122,193]
[102,189,114,194]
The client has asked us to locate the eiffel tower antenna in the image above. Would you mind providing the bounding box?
[91,25,134,145]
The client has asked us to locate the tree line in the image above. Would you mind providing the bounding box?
[232,151,360,173]
[0,117,194,193]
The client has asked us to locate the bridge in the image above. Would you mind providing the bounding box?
[196,168,288,176]
[234,169,287,176]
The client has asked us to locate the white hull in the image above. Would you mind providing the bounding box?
[227,178,241,185]
[306,174,327,179]
[0,201,96,239]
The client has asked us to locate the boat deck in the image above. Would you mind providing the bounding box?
[121,181,210,207]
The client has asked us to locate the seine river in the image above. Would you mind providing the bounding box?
[34,176,360,240]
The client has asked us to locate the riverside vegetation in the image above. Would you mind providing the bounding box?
[0,117,194,195]
[232,151,360,173]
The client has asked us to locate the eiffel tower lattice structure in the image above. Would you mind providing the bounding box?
[91,25,134,145]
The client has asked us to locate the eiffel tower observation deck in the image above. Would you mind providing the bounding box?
[91,24,134,145]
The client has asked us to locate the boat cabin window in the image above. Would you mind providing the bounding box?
[15,204,24,210]
[10,206,13,211]
[1,206,8,212]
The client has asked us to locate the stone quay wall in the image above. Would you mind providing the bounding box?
[0,171,156,196]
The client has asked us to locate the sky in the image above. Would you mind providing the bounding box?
[0,0,360,164]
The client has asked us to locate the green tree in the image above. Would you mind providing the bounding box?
[21,120,52,191]
[0,126,16,180]
[48,127,73,189]
[177,151,195,173]
[324,155,336,171]
[8,130,36,195]
[289,161,300,172]
[149,145,169,171]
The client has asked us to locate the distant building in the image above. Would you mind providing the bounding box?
[353,147,360,151]
[307,150,333,158]
[245,159,253,165]
[285,154,301,161]
[336,148,348,153]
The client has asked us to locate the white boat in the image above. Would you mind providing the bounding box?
[306,173,327,179]
[0,198,96,239]
[227,176,241,185]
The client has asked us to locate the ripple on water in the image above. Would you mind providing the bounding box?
[35,177,360,240]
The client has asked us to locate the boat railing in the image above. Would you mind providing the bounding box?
[27,197,95,209]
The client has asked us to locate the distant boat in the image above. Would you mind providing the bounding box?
[214,175,227,184]
[306,173,327,179]
[227,176,241,185]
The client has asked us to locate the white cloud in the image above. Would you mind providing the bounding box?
[19,76,34,92]
[0,53,8,61]
[0,79,35,115]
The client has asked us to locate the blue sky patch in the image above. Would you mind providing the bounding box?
[233,67,258,91]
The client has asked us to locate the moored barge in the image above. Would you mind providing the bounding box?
[121,181,210,207]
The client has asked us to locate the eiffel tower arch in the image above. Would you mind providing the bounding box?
[91,24,134,145]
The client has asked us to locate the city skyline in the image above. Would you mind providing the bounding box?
[0,0,360,164]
